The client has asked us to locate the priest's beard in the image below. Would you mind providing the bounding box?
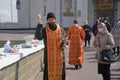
[48,23,57,31]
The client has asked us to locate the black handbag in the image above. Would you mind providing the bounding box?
[100,49,116,63]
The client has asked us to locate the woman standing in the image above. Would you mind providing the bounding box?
[93,23,115,80]
[111,21,120,56]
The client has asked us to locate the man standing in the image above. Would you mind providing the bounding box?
[67,19,85,69]
[35,12,66,80]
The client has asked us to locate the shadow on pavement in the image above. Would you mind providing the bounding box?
[111,77,120,80]
[65,67,77,70]
[111,65,120,80]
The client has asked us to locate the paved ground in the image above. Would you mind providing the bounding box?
[35,46,120,80]
[0,30,120,80]
[34,34,120,80]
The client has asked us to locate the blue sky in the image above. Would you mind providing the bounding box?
[0,0,17,22]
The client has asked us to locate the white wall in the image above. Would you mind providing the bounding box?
[6,0,89,29]
[17,0,60,28]
[46,0,60,24]
[1,0,120,29]
[17,0,30,28]
[76,0,88,26]
[88,0,95,27]
[40,0,61,27]
[62,0,75,28]
[62,17,74,28]
[30,0,43,28]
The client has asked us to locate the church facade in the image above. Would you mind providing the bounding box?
[1,0,120,29]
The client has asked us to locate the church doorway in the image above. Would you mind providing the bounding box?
[96,0,117,26]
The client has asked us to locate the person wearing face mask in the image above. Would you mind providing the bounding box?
[34,12,66,80]
[98,27,104,32]
[111,21,120,56]
[66,19,85,69]
[93,23,115,80]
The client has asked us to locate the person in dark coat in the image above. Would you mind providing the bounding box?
[92,20,100,36]
[103,19,112,32]
[34,14,43,40]
[34,12,66,80]
[82,20,92,47]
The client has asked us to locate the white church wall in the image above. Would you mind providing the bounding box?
[30,0,43,28]
[88,0,95,27]
[1,0,119,29]
[41,0,61,27]
[62,0,75,28]
[17,0,30,28]
[76,0,88,26]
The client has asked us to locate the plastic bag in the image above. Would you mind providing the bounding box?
[3,40,12,53]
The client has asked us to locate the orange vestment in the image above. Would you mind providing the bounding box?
[46,23,63,80]
[67,26,85,65]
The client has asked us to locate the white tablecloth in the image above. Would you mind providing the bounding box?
[0,41,44,69]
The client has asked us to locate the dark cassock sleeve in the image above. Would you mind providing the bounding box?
[34,24,43,40]
[34,24,47,64]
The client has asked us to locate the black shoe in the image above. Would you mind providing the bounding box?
[75,65,79,69]
[79,64,82,68]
